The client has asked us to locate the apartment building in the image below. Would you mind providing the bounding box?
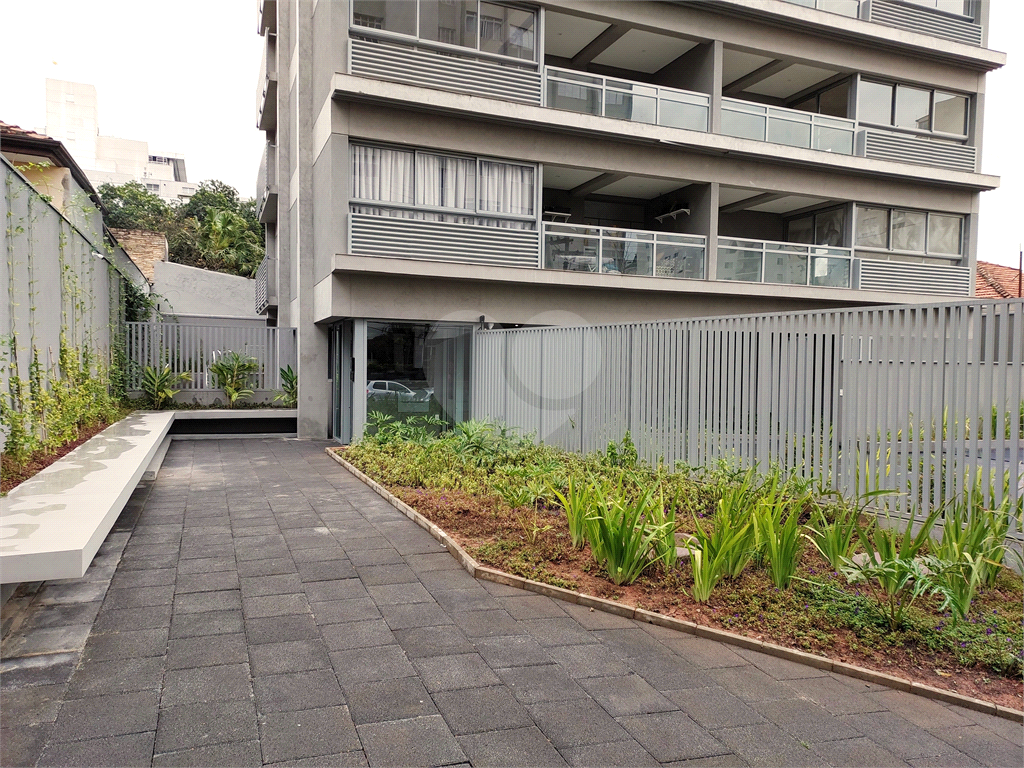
[254,0,1004,440]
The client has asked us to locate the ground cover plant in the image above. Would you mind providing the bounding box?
[342,416,1024,709]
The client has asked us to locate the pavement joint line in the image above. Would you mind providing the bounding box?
[326,446,1024,724]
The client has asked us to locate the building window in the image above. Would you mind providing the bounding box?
[350,143,535,229]
[352,0,537,63]
[786,207,846,247]
[146,183,161,192]
[857,80,969,140]
[856,206,964,259]
[791,80,851,119]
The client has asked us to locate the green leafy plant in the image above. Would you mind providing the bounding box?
[802,490,892,571]
[687,525,752,602]
[274,365,298,407]
[141,365,191,409]
[648,486,679,571]
[550,475,592,549]
[208,351,259,408]
[586,482,671,586]
[755,500,802,590]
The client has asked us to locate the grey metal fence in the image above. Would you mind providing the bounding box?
[126,322,297,394]
[471,299,1023,538]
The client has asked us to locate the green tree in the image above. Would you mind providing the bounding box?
[198,209,263,277]
[97,181,171,230]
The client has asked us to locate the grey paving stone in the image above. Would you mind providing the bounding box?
[665,636,750,669]
[155,699,259,753]
[344,677,437,725]
[841,711,972,761]
[393,625,475,658]
[708,666,800,703]
[18,601,102,632]
[260,706,361,764]
[808,736,910,767]
[357,713,466,767]
[179,544,235,560]
[560,738,660,767]
[783,674,888,716]
[37,731,155,767]
[452,608,525,638]
[292,546,352,564]
[302,578,368,603]
[523,617,602,648]
[330,644,418,687]
[175,571,240,594]
[593,628,671,660]
[413,652,502,692]
[617,710,733,764]
[320,619,396,651]
[83,627,168,661]
[904,753,981,767]
[235,544,292,561]
[955,706,1024,744]
[118,553,180,572]
[666,687,765,729]
[249,639,332,676]
[173,589,242,615]
[662,753,751,767]
[732,647,829,681]
[109,568,178,590]
[162,663,253,707]
[348,548,407,566]
[431,685,532,735]
[580,674,678,717]
[94,603,174,632]
[297,559,358,582]
[406,552,465,573]
[0,652,78,690]
[0,723,51,767]
[2,624,93,657]
[66,657,166,699]
[868,689,973,729]
[35,581,110,606]
[366,582,434,605]
[627,653,717,691]
[169,609,244,639]
[253,669,345,713]
[176,556,236,575]
[152,739,263,767]
[50,690,160,742]
[242,592,311,619]
[0,684,65,727]
[529,698,632,749]
[166,633,249,669]
[496,664,589,705]
[755,698,863,743]
[931,725,1024,768]
[355,564,420,586]
[311,598,382,625]
[418,569,485,592]
[545,643,631,679]
[245,613,322,645]
[713,722,831,767]
[236,558,297,578]
[497,594,569,620]
[376,601,454,630]
[433,587,502,613]
[474,634,553,668]
[457,725,567,767]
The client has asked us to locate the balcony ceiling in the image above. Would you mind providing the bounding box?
[718,187,763,206]
[747,195,830,214]
[719,186,831,214]
[544,167,603,191]
[723,47,843,100]
[598,176,689,199]
[545,12,697,73]
[544,12,611,59]
[546,166,693,200]
[745,64,839,99]
[592,29,697,73]
[722,50,775,84]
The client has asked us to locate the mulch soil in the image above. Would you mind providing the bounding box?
[1,420,114,494]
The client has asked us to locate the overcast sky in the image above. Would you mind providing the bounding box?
[2,0,1020,268]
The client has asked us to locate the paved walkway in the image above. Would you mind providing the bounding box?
[2,438,1021,767]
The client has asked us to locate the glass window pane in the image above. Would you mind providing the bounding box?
[352,0,416,35]
[764,250,808,285]
[895,85,931,130]
[548,80,601,115]
[659,99,708,132]
[928,214,963,255]
[891,209,927,252]
[787,216,814,244]
[479,161,534,216]
[933,92,968,135]
[767,116,812,148]
[814,208,845,246]
[479,3,536,60]
[856,206,889,249]
[810,255,851,288]
[655,242,704,279]
[858,81,893,126]
[721,107,766,141]
[604,91,657,124]
[818,81,850,118]
[419,0,477,48]
[602,240,654,276]
[416,153,476,210]
[717,247,763,282]
[544,231,598,272]
[792,96,816,114]
[813,124,854,154]
[351,144,415,204]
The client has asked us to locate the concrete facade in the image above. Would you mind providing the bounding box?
[152,261,262,321]
[255,0,1003,440]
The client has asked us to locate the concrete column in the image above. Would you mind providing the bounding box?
[352,318,367,439]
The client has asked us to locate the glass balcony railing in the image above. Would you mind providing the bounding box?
[718,238,852,288]
[543,223,706,279]
[721,98,856,154]
[544,67,710,133]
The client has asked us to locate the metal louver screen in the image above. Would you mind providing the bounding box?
[857,259,971,296]
[861,130,977,173]
[867,0,983,45]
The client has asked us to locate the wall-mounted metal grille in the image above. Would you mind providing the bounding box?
[472,299,1024,537]
[858,129,977,172]
[856,258,971,296]
[867,0,983,45]
[350,212,540,268]
[350,37,542,104]
[255,257,270,315]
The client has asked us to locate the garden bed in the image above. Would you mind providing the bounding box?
[336,423,1024,711]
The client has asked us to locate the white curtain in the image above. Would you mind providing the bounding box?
[479,161,534,217]
[417,153,476,210]
[351,145,414,204]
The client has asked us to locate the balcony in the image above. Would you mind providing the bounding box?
[257,0,276,35]
[717,238,853,288]
[257,35,278,131]
[256,143,278,224]
[543,224,707,280]
[544,68,710,133]
[721,98,856,155]
[777,0,983,45]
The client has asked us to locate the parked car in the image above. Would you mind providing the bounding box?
[366,380,433,402]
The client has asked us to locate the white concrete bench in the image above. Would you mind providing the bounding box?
[0,412,175,583]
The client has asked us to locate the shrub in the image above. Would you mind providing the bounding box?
[586,482,671,586]
[141,365,191,409]
[208,352,259,408]
[550,475,592,549]
[755,500,802,590]
[274,365,298,407]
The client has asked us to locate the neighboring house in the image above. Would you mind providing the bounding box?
[151,261,265,325]
[109,228,168,283]
[44,79,196,204]
[975,259,1022,299]
[254,0,1003,441]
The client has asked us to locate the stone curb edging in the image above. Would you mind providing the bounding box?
[325,447,1024,724]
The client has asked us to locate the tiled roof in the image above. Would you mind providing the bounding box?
[0,120,53,141]
[976,260,1022,299]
